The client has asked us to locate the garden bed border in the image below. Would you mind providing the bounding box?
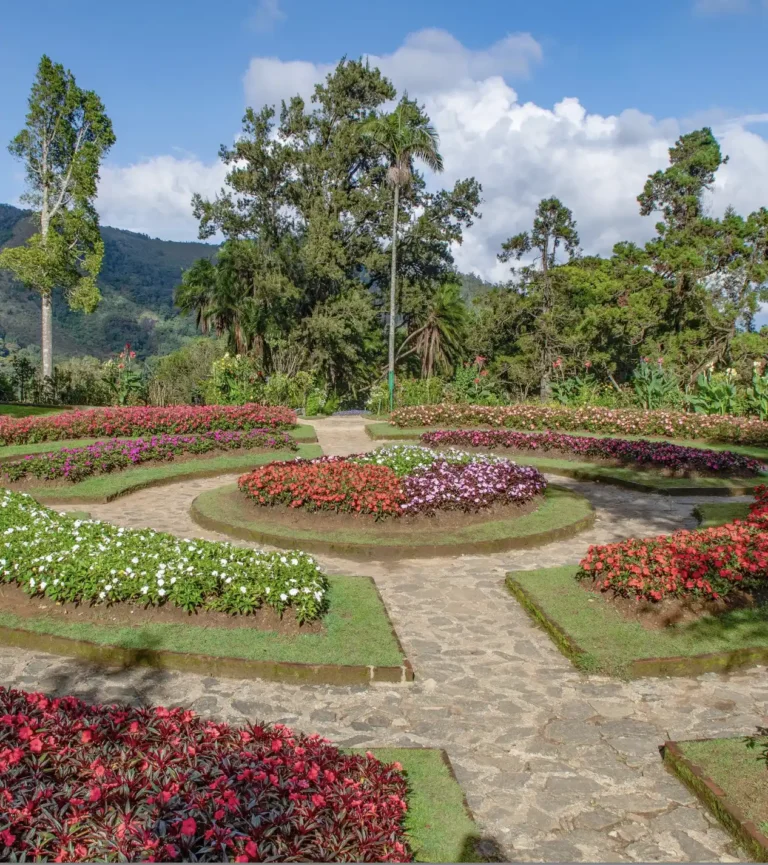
[662,739,768,861]
[505,572,768,678]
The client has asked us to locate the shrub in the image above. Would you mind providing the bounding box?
[688,366,741,416]
[390,403,768,447]
[0,687,411,862]
[3,429,297,484]
[0,403,297,445]
[0,490,327,620]
[632,358,683,410]
[420,430,764,477]
[577,486,768,602]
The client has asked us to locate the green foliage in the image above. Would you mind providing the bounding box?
[632,358,683,410]
[688,366,741,415]
[146,337,226,406]
[445,358,502,405]
[207,352,264,405]
[745,361,768,421]
[101,343,144,406]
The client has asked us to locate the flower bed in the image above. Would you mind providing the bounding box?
[238,445,546,518]
[0,404,297,446]
[421,429,764,477]
[0,687,410,862]
[2,429,297,484]
[0,490,327,621]
[391,404,768,446]
[578,486,768,602]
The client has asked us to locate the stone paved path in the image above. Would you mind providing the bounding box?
[2,416,765,862]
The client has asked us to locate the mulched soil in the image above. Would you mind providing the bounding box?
[0,582,324,635]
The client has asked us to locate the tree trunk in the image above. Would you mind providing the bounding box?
[388,183,400,411]
[41,294,53,380]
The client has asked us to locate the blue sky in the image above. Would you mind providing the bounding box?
[1,0,767,321]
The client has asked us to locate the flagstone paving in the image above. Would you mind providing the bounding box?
[1,415,765,862]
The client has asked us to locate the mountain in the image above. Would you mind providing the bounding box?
[0,204,216,360]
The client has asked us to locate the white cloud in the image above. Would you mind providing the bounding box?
[247,0,285,33]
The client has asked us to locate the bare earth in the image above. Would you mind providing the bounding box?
[1,415,764,862]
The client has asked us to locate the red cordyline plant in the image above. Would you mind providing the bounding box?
[578,486,768,602]
[390,403,768,447]
[0,687,411,863]
[0,404,297,446]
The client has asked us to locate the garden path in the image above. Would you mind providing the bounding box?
[1,415,765,862]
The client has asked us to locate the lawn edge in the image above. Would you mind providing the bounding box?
[662,739,768,862]
[505,570,768,678]
[0,574,414,686]
[189,486,595,561]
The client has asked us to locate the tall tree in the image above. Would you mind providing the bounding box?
[0,56,114,378]
[361,97,444,409]
[498,197,580,399]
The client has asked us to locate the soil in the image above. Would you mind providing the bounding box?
[578,578,765,630]
[0,582,324,635]
[238,493,541,534]
[2,447,281,490]
[432,445,761,478]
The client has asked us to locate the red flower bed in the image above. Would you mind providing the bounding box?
[239,457,405,517]
[0,404,296,445]
[0,687,411,863]
[578,486,768,602]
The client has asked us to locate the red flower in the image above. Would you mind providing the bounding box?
[180,818,197,837]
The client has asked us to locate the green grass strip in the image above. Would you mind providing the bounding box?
[349,748,482,863]
[0,404,65,418]
[678,739,768,836]
[193,484,592,549]
[694,502,752,528]
[0,574,403,667]
[507,565,768,677]
[27,444,322,503]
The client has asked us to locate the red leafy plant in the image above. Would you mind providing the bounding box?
[578,486,768,602]
[0,687,411,863]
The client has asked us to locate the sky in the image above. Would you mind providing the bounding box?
[1,0,768,319]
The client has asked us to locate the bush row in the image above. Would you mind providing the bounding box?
[0,490,327,620]
[3,429,297,484]
[0,404,297,446]
[578,486,768,602]
[420,429,764,476]
[390,404,768,446]
[0,687,411,862]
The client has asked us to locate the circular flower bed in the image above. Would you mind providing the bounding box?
[0,687,410,862]
[238,445,547,519]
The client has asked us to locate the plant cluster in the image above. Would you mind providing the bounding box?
[577,486,768,602]
[391,403,768,446]
[0,403,297,445]
[238,446,546,518]
[420,430,764,477]
[0,687,411,862]
[2,429,297,484]
[0,490,327,620]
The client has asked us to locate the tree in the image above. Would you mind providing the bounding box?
[0,56,115,378]
[498,197,580,399]
[361,97,444,409]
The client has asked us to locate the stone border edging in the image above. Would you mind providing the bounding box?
[662,740,768,861]
[505,573,768,678]
[0,575,414,686]
[189,486,596,561]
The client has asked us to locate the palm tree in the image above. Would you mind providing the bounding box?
[361,97,444,409]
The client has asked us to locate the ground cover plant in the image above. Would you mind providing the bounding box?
[2,429,298,484]
[421,429,764,477]
[578,486,768,603]
[238,445,546,518]
[392,404,768,446]
[0,687,412,862]
[0,489,327,621]
[0,404,297,446]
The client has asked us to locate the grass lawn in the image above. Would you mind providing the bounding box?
[0,423,317,461]
[676,738,768,837]
[0,574,404,668]
[191,484,594,557]
[0,404,66,418]
[694,501,752,528]
[506,565,768,677]
[350,748,481,863]
[26,444,322,503]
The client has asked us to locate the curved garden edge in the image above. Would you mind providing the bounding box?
[189,485,596,561]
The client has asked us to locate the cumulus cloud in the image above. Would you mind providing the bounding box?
[247,0,285,33]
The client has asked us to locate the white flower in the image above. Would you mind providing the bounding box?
[99,592,105,599]
[239,586,247,594]
[291,558,298,566]
[265,586,270,594]
[280,593,288,601]
[157,578,164,587]
[158,588,166,596]
[289,588,298,596]
[131,557,139,564]
[141,586,149,594]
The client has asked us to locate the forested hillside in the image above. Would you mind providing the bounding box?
[0,204,216,360]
